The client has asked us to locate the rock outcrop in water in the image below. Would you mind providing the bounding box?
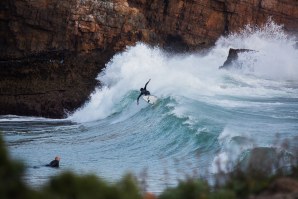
[1,0,298,118]
[219,48,255,69]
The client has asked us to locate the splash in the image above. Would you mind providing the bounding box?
[69,20,298,123]
[216,19,298,80]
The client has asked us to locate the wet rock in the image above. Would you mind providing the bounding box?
[219,48,255,69]
[0,50,114,118]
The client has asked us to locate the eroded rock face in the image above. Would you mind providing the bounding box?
[127,0,298,50]
[2,0,298,58]
[1,0,298,118]
[0,51,113,118]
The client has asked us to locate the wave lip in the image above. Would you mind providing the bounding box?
[65,20,298,186]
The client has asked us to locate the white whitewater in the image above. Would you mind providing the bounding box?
[69,20,298,123]
[1,20,297,193]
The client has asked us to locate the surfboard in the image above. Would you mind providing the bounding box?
[142,95,158,105]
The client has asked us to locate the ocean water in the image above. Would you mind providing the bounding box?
[1,21,298,193]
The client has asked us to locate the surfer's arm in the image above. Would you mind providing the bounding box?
[137,93,143,105]
[144,79,151,90]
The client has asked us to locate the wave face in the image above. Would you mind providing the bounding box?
[1,21,298,192]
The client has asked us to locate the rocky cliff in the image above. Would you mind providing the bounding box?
[1,0,298,118]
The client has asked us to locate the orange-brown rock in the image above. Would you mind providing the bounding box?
[0,0,298,118]
[250,177,298,199]
[2,0,298,58]
[143,192,157,199]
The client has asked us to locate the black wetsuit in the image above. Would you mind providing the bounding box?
[137,80,151,104]
[46,160,59,168]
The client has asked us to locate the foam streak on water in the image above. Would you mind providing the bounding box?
[1,20,298,192]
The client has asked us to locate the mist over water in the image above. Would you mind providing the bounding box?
[218,20,298,81]
[70,20,298,122]
[1,21,298,192]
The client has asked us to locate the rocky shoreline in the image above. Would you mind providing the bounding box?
[0,50,113,118]
[1,0,298,118]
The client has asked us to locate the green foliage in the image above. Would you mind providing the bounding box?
[42,172,142,199]
[0,135,40,199]
[289,166,298,179]
[43,172,111,199]
[223,169,273,198]
[116,174,142,199]
[209,189,236,199]
[159,179,209,199]
[1,133,298,199]
[0,133,142,199]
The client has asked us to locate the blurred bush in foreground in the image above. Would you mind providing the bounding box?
[1,134,298,199]
[0,135,40,199]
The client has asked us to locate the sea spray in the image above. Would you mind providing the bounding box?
[70,20,298,175]
[215,18,298,81]
[2,20,296,192]
[69,44,225,122]
[70,20,298,123]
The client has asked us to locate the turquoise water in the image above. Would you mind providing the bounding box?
[1,21,298,193]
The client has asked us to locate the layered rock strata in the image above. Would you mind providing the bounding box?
[1,0,298,118]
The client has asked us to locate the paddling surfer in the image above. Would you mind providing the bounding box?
[137,79,151,105]
[46,156,60,168]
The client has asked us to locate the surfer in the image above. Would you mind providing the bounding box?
[137,79,151,105]
[46,156,60,168]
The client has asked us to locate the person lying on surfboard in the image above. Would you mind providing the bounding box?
[46,156,60,168]
[137,79,151,105]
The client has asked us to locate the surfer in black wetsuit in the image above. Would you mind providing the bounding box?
[46,156,60,168]
[137,79,151,105]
